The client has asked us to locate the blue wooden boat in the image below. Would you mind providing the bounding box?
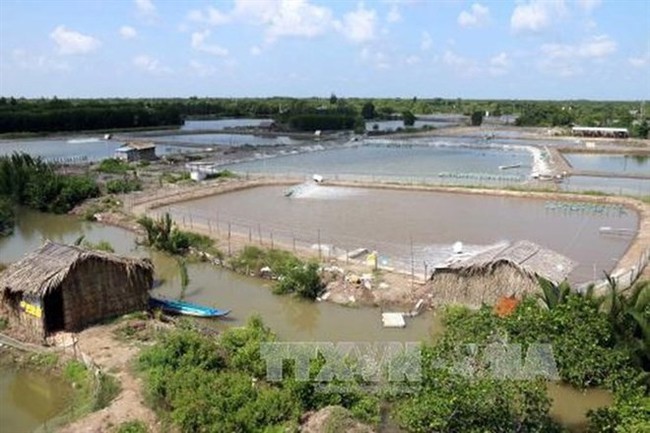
[149,296,231,318]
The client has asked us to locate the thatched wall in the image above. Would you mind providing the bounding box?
[60,257,152,331]
[429,262,540,308]
[0,293,44,342]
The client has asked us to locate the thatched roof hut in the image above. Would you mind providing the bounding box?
[429,240,575,307]
[0,241,153,341]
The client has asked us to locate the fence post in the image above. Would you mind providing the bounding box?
[258,224,263,245]
[293,236,296,253]
[270,231,274,249]
[318,229,322,260]
[249,227,252,242]
[228,223,232,256]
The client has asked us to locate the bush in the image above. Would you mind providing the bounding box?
[116,420,149,433]
[274,262,324,299]
[0,196,14,236]
[137,213,215,255]
[97,158,131,174]
[106,177,142,194]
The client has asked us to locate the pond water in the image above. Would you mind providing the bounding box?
[564,153,650,176]
[181,118,268,131]
[0,366,72,432]
[152,133,304,147]
[160,185,637,283]
[562,176,650,196]
[0,137,190,162]
[223,143,532,180]
[547,383,612,432]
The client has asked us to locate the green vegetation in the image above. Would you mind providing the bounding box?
[82,240,115,253]
[97,158,131,174]
[470,110,484,126]
[205,169,236,180]
[402,110,416,127]
[115,420,149,433]
[62,359,121,418]
[138,316,377,432]
[1,97,647,138]
[137,213,215,256]
[229,246,324,299]
[0,196,14,237]
[391,279,650,433]
[0,153,99,216]
[0,316,7,330]
[160,171,191,184]
[106,177,142,194]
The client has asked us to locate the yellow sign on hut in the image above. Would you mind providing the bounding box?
[20,300,42,318]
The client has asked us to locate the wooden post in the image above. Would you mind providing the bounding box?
[258,224,263,245]
[293,236,296,253]
[270,231,274,249]
[208,219,212,233]
[318,229,321,260]
[249,227,252,242]
[228,223,232,256]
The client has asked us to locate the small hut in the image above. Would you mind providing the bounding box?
[430,240,575,307]
[114,142,157,162]
[0,241,153,340]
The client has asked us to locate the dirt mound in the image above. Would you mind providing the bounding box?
[300,406,375,433]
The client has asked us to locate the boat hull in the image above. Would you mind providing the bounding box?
[149,296,230,318]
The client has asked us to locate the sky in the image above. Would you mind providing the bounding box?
[0,0,648,100]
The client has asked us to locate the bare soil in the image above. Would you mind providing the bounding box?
[56,321,161,433]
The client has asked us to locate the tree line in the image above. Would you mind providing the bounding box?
[0,96,647,136]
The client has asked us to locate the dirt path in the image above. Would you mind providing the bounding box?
[57,323,159,433]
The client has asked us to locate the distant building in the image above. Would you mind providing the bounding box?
[114,142,157,162]
[572,126,629,139]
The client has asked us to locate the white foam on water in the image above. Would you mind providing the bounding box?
[66,138,101,144]
[289,184,364,200]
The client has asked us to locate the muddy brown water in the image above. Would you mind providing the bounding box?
[0,209,615,431]
[0,366,72,433]
[159,185,638,283]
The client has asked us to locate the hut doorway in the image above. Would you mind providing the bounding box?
[43,289,65,333]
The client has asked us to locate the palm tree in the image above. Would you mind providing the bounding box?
[536,277,571,309]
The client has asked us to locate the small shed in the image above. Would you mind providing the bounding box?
[114,142,157,162]
[430,241,575,307]
[0,241,153,341]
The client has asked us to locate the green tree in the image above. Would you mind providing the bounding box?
[361,101,376,119]
[402,110,416,126]
[471,110,484,126]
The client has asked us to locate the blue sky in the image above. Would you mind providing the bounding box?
[0,0,648,99]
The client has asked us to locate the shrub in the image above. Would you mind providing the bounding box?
[0,196,14,236]
[97,158,131,174]
[106,178,142,194]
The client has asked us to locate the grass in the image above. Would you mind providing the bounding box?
[115,420,149,433]
[62,360,121,417]
[97,158,132,174]
[0,316,7,330]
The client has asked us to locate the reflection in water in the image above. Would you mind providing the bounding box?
[0,367,72,432]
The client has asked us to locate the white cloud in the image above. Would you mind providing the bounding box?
[50,26,100,55]
[488,52,510,76]
[405,55,420,65]
[337,3,377,44]
[186,6,230,26]
[576,0,601,13]
[250,45,262,56]
[628,52,650,68]
[386,4,401,23]
[119,26,137,39]
[538,35,616,76]
[191,30,229,56]
[442,50,479,76]
[360,47,390,69]
[231,0,333,43]
[135,0,157,20]
[420,31,432,51]
[510,0,567,33]
[458,3,490,28]
[12,48,69,71]
[133,54,171,74]
[189,60,217,77]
